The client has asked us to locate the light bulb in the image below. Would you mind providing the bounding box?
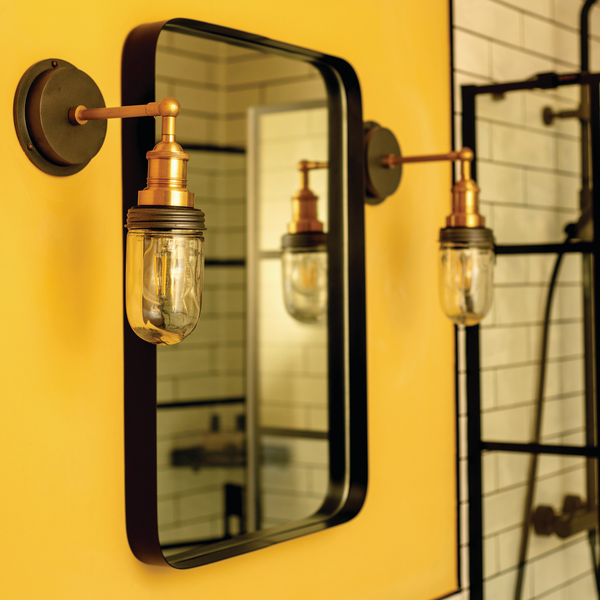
[439,228,494,327]
[282,247,327,323]
[126,205,206,345]
[126,230,204,345]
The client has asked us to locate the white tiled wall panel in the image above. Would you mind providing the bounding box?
[452,1,599,599]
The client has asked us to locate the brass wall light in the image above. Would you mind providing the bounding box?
[14,59,206,345]
[364,122,494,327]
[282,160,328,323]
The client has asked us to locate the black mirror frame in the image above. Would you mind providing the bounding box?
[121,18,368,569]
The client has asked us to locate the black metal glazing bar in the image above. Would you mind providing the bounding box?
[590,79,600,589]
[157,398,245,409]
[205,259,246,267]
[462,82,484,600]
[495,243,594,255]
[482,441,599,458]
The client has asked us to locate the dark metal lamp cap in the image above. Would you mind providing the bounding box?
[281,231,327,249]
[439,227,495,248]
[126,205,206,232]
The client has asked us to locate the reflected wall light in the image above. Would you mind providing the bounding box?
[364,121,494,326]
[282,160,329,323]
[14,59,206,345]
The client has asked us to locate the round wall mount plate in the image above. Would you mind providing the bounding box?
[14,58,107,176]
[364,121,402,205]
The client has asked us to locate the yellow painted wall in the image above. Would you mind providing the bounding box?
[0,0,455,598]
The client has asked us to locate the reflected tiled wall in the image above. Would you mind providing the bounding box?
[252,106,329,527]
[153,32,329,544]
[452,1,598,599]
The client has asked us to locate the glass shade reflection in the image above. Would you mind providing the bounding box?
[282,248,327,323]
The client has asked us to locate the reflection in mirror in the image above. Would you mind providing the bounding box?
[153,29,330,560]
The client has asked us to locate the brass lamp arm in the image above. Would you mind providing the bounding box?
[69,97,180,125]
[382,147,474,183]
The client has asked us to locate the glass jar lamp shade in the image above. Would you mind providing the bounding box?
[125,205,206,345]
[438,227,494,327]
[126,230,204,345]
[282,243,328,323]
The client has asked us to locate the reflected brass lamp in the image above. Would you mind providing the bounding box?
[282,160,328,323]
[14,59,206,345]
[365,122,494,326]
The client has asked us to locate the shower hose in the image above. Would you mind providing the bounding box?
[514,225,600,600]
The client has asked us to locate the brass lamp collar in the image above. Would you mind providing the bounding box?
[383,147,485,228]
[288,160,328,234]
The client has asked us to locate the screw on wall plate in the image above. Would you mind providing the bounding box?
[27,143,34,151]
[52,60,58,68]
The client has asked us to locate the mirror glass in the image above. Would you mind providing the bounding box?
[153,28,331,558]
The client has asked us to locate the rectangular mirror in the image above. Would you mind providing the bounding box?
[122,18,367,569]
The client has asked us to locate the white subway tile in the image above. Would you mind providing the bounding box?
[477,119,492,160]
[262,490,323,522]
[226,54,313,86]
[565,571,598,599]
[501,0,552,18]
[307,407,328,431]
[483,451,498,495]
[264,77,327,105]
[492,43,555,82]
[157,347,212,377]
[495,255,528,285]
[497,451,530,489]
[455,30,491,78]
[480,326,528,368]
[564,537,596,581]
[477,91,524,126]
[542,395,585,437]
[525,169,580,211]
[260,401,308,429]
[259,345,305,374]
[497,364,537,406]
[492,122,555,170]
[157,379,175,402]
[309,466,329,495]
[172,32,223,57]
[483,536,499,578]
[261,463,309,493]
[178,375,221,400]
[479,161,525,204]
[552,0,581,29]
[531,545,568,597]
[456,0,522,46]
[482,369,497,410]
[306,347,328,375]
[483,567,524,600]
[494,205,567,244]
[494,285,545,324]
[524,15,578,65]
[174,82,220,115]
[482,404,533,442]
[177,114,211,144]
[552,284,582,320]
[484,486,528,535]
[155,51,212,85]
[557,136,581,175]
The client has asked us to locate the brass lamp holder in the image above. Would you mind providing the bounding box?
[14,58,204,232]
[282,160,328,250]
[363,120,493,245]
